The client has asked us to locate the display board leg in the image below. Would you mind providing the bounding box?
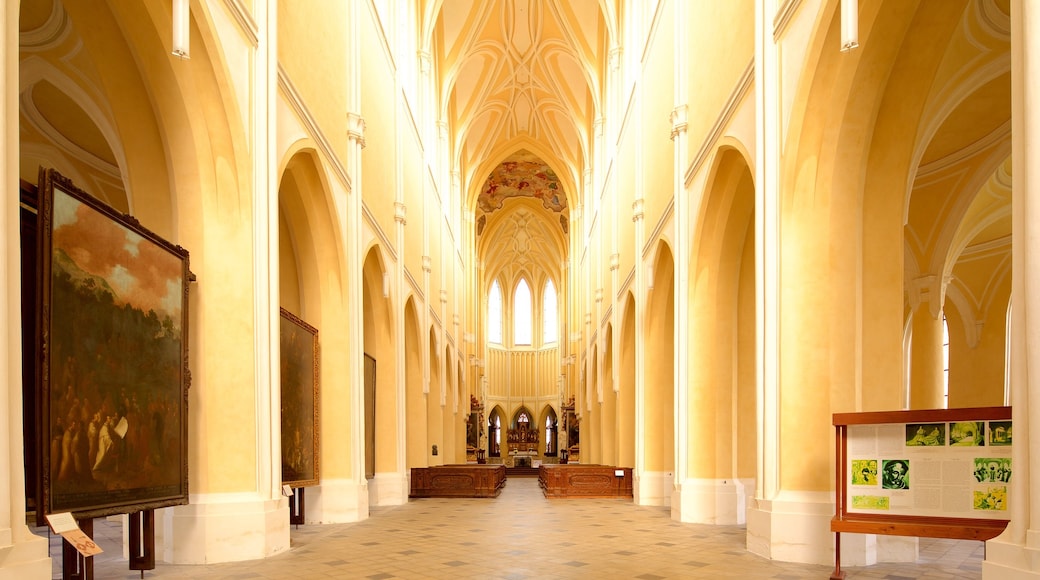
[829,531,845,579]
[290,487,305,526]
[62,518,93,580]
[129,509,156,575]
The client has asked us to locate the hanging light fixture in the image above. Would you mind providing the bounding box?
[172,0,190,59]
[840,0,859,52]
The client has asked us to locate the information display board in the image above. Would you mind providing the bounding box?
[846,419,1011,519]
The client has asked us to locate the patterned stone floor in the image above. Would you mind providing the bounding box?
[40,477,985,579]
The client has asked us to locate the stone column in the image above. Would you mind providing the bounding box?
[1,1,52,574]
[908,277,945,409]
[983,1,1040,576]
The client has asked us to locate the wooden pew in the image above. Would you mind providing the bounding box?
[539,464,633,498]
[409,464,506,498]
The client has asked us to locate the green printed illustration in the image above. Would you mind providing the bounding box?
[974,486,1008,511]
[988,421,1012,446]
[949,421,984,446]
[852,496,890,510]
[851,459,878,486]
[906,423,945,446]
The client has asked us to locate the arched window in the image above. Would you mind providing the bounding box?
[543,279,558,344]
[488,280,503,344]
[514,278,532,345]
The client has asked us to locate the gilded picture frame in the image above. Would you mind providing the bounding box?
[36,168,192,521]
[279,308,320,488]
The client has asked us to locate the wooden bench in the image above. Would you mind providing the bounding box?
[538,464,633,498]
[409,464,506,498]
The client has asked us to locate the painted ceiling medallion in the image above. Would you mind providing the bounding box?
[478,150,567,215]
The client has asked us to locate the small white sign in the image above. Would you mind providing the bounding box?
[615,469,624,477]
[282,484,294,497]
[45,513,103,557]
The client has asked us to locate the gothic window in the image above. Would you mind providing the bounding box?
[514,278,532,345]
[543,279,558,344]
[489,280,503,344]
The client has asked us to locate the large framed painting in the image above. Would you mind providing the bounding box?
[36,168,192,522]
[280,308,320,487]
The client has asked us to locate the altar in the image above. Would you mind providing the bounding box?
[510,450,537,468]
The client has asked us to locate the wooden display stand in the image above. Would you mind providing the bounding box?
[830,406,1011,579]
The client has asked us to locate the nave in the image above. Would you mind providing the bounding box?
[42,477,981,580]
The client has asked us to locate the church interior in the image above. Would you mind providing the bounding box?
[3,0,1040,578]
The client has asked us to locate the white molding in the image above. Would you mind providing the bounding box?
[405,267,424,303]
[684,60,755,189]
[362,201,398,263]
[643,196,674,259]
[277,66,352,192]
[773,0,803,41]
[222,0,259,46]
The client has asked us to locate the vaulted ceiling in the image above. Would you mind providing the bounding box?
[432,0,610,212]
[429,0,611,291]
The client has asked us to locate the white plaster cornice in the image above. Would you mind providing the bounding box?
[685,59,755,189]
[643,197,674,260]
[405,268,424,303]
[277,65,352,191]
[773,0,803,41]
[362,202,398,263]
[223,0,260,47]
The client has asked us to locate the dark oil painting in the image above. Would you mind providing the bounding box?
[37,168,191,520]
[280,308,320,487]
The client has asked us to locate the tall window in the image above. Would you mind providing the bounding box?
[488,280,503,344]
[514,278,532,345]
[543,279,558,344]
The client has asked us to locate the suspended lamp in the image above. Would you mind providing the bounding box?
[840,0,859,52]
[173,0,190,59]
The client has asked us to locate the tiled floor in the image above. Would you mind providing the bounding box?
[41,477,985,579]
